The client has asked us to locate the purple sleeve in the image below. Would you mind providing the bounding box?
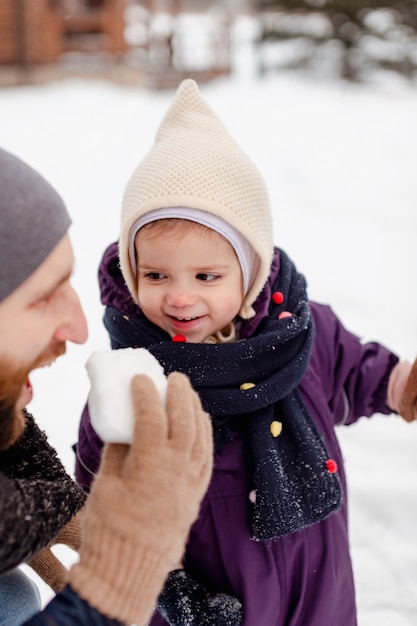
[75,404,104,492]
[310,302,399,425]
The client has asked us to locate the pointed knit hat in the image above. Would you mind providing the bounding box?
[119,79,274,319]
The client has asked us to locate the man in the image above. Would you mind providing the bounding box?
[0,147,213,625]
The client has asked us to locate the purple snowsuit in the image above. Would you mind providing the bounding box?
[76,244,398,626]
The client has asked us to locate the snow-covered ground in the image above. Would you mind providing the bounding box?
[1,16,417,625]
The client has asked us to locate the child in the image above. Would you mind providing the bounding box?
[76,79,417,626]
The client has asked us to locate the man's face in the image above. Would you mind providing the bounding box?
[0,234,88,448]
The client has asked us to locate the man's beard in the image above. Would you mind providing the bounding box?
[0,341,66,450]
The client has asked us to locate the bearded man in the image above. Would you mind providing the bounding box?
[0,147,213,626]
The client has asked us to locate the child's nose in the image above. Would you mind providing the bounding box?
[166,288,196,308]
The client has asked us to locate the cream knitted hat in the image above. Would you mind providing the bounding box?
[128,206,260,297]
[119,79,274,319]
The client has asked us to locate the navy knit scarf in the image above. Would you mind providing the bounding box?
[103,249,342,540]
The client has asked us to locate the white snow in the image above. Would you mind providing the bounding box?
[2,16,417,625]
[87,348,167,444]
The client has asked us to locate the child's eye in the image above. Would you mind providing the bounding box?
[144,272,165,281]
[196,273,220,282]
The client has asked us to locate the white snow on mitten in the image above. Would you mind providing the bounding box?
[86,348,167,444]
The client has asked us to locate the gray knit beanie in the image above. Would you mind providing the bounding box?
[0,148,71,301]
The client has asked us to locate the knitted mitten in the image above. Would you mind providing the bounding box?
[157,569,243,626]
[399,358,417,422]
[69,372,213,625]
[28,508,83,592]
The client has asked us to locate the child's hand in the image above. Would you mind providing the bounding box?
[399,358,417,422]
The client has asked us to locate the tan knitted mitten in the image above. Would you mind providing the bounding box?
[70,372,213,625]
[399,358,417,422]
[28,508,83,592]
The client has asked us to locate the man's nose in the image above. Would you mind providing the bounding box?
[53,283,88,344]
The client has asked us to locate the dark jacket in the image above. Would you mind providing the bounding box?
[76,243,398,626]
[0,412,85,574]
[0,412,122,625]
[24,584,121,625]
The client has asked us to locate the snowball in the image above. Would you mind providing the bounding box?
[86,348,167,444]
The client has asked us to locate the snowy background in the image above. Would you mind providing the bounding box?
[1,15,417,625]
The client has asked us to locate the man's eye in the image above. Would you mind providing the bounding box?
[33,298,48,309]
[196,273,219,282]
[31,294,52,310]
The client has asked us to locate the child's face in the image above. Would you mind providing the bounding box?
[135,222,244,343]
